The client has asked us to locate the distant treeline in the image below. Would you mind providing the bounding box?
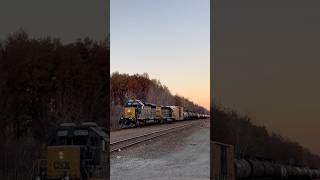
[110,72,209,129]
[0,30,109,179]
[212,104,320,168]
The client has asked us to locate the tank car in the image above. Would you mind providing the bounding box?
[262,161,276,177]
[212,141,320,180]
[246,159,265,178]
[235,159,251,179]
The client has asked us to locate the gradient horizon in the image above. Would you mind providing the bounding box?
[213,0,320,155]
[111,0,210,110]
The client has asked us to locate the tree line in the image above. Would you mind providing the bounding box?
[0,30,109,179]
[110,72,209,129]
[212,104,320,168]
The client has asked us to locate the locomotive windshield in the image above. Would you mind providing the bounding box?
[73,130,89,145]
[124,100,143,108]
[49,129,89,146]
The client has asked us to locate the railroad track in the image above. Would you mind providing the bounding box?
[110,122,196,153]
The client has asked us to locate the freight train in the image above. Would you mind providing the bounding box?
[119,99,210,128]
[211,141,320,180]
[34,122,109,180]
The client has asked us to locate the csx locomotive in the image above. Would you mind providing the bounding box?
[119,99,209,128]
[34,122,109,180]
[211,141,320,180]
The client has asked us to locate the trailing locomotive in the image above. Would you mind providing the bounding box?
[211,141,320,180]
[34,122,109,180]
[119,99,209,128]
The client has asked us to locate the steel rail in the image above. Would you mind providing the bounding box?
[110,122,196,153]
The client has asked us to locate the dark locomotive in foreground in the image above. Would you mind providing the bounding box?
[211,141,320,180]
[119,99,210,128]
[34,122,109,180]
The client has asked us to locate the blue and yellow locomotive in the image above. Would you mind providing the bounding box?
[34,122,109,180]
[119,99,210,128]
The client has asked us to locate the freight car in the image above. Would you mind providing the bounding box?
[168,106,184,121]
[211,141,320,180]
[34,122,109,180]
[211,141,235,180]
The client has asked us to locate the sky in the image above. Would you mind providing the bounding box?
[213,0,320,155]
[111,0,210,110]
[0,0,109,43]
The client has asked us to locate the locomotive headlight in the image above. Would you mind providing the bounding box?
[58,151,64,160]
[128,109,131,113]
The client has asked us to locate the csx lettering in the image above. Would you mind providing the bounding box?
[53,161,71,169]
